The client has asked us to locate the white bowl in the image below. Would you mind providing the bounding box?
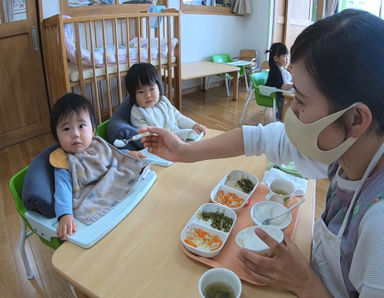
[211,185,250,212]
[235,225,284,255]
[250,200,292,230]
[198,267,242,298]
[210,170,259,211]
[181,203,237,258]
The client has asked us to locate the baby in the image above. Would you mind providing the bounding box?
[128,63,206,141]
[50,93,149,240]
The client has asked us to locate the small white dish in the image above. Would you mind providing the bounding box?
[250,201,292,230]
[236,225,284,256]
[210,170,259,211]
[198,267,242,298]
[181,203,237,258]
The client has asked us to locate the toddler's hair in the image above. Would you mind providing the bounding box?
[291,9,384,133]
[50,93,97,141]
[265,42,288,68]
[126,63,163,104]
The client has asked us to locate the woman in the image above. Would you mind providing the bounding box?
[141,9,384,297]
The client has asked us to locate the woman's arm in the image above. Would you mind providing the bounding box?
[141,127,244,162]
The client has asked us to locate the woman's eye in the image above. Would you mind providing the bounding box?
[295,97,304,105]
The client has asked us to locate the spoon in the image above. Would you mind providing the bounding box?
[262,199,305,225]
[113,132,152,148]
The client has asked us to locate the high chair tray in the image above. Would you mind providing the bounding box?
[180,184,301,286]
[25,170,157,248]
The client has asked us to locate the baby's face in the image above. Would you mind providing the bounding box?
[56,110,94,154]
[135,83,160,108]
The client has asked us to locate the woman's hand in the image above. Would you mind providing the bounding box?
[57,214,77,240]
[237,228,331,297]
[139,127,188,162]
[193,123,207,135]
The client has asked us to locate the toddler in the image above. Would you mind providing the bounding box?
[265,42,294,121]
[50,93,149,240]
[128,63,206,141]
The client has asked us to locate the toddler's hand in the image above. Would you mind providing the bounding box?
[126,150,147,160]
[57,214,77,240]
[192,123,207,135]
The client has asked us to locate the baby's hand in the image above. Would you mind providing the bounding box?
[57,214,77,240]
[126,150,147,160]
[192,123,207,135]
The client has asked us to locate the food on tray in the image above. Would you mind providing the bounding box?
[184,228,223,252]
[226,175,255,194]
[199,211,234,232]
[214,190,245,208]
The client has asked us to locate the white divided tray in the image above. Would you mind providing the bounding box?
[25,170,157,248]
[210,170,259,211]
[181,203,237,258]
[139,132,204,167]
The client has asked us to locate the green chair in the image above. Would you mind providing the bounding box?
[9,167,62,279]
[96,119,110,140]
[211,54,249,96]
[239,71,277,124]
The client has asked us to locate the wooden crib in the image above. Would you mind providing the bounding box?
[42,10,181,123]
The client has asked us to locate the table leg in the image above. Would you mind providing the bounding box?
[231,71,239,101]
[202,77,206,90]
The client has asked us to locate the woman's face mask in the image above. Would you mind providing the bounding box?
[284,103,359,164]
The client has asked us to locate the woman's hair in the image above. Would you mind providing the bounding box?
[125,63,163,104]
[265,42,288,68]
[50,93,97,141]
[291,9,384,133]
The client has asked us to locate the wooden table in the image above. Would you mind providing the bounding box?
[52,129,315,298]
[181,61,240,101]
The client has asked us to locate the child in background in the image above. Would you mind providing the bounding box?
[265,43,294,121]
[50,93,149,240]
[128,63,206,141]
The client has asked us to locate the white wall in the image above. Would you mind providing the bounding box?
[41,0,272,89]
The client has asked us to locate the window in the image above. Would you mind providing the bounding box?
[341,0,384,18]
[181,0,233,15]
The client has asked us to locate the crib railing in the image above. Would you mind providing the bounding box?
[42,11,181,123]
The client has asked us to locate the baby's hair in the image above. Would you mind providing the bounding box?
[126,63,163,105]
[291,9,384,133]
[265,42,288,68]
[50,93,97,141]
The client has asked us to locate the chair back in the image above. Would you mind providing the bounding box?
[250,72,275,108]
[212,54,232,64]
[9,167,29,220]
[96,119,110,140]
[9,166,62,249]
[212,54,247,77]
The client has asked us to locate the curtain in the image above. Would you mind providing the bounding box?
[232,0,251,16]
[325,0,338,17]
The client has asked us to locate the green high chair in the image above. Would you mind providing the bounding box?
[211,54,249,96]
[96,119,110,140]
[9,167,77,296]
[239,71,277,124]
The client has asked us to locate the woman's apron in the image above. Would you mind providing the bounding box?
[311,143,384,297]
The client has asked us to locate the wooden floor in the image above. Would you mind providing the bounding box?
[0,84,328,297]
